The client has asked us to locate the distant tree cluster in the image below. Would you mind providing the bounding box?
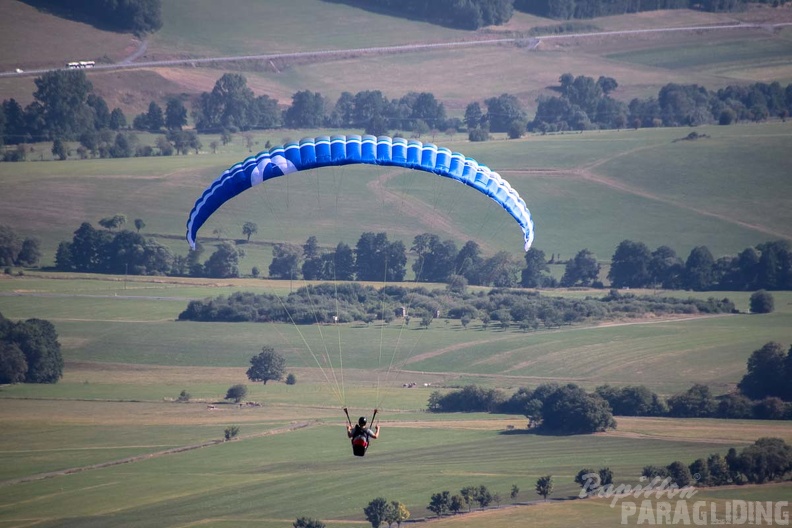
[641,437,792,487]
[0,225,41,268]
[427,483,506,517]
[515,0,785,20]
[531,74,792,132]
[363,497,410,528]
[430,352,792,425]
[178,280,734,327]
[53,220,249,278]
[429,383,617,434]
[0,312,63,384]
[35,0,162,34]
[191,74,455,136]
[269,233,523,288]
[331,0,513,29]
[608,239,792,291]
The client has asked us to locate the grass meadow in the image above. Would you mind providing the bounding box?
[2,2,792,525]
[1,273,792,525]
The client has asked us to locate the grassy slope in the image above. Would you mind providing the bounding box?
[2,5,792,527]
[1,124,790,268]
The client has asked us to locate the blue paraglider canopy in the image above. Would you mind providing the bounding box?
[186,134,534,251]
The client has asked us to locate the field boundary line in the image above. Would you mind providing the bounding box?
[0,420,318,489]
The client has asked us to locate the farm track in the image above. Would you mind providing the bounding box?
[3,21,792,77]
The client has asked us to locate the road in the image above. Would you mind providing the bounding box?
[2,21,791,78]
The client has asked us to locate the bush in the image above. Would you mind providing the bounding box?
[749,290,774,314]
[224,425,240,441]
[286,373,297,385]
[225,384,248,403]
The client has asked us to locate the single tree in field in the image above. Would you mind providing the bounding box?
[385,501,409,527]
[98,214,127,231]
[510,484,519,501]
[363,497,390,528]
[246,346,285,385]
[242,221,258,242]
[134,218,145,233]
[535,475,553,501]
[224,425,240,440]
[225,384,248,403]
[750,290,774,314]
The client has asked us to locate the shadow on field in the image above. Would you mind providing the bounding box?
[499,427,584,437]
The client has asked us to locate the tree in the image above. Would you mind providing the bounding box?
[608,240,652,288]
[293,518,326,528]
[428,491,450,516]
[165,97,188,130]
[521,247,551,287]
[363,497,390,528]
[561,249,601,287]
[750,290,774,314]
[738,342,788,400]
[464,101,483,130]
[193,73,256,132]
[246,346,285,385]
[541,384,615,433]
[0,225,23,266]
[109,107,126,130]
[510,484,519,501]
[484,93,526,133]
[0,342,27,384]
[51,138,67,160]
[385,501,410,527]
[4,317,63,383]
[355,232,406,282]
[449,494,464,514]
[575,468,597,495]
[269,243,302,280]
[145,101,165,131]
[684,246,715,290]
[535,475,554,501]
[666,461,693,487]
[224,425,240,440]
[33,70,93,140]
[204,242,243,278]
[225,384,248,403]
[242,221,258,242]
[134,218,146,233]
[98,214,127,231]
[667,384,717,417]
[460,486,477,512]
[284,90,326,128]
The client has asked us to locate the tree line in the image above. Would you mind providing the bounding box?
[530,73,792,133]
[606,240,792,292]
[33,0,162,34]
[575,437,791,497]
[8,70,792,160]
[428,342,792,431]
[0,312,63,384]
[514,0,783,20]
[178,282,735,329]
[325,0,783,30]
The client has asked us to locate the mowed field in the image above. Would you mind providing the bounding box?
[2,1,792,526]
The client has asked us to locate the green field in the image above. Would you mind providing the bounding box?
[1,124,790,268]
[3,2,792,526]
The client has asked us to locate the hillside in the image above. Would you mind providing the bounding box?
[3,1,792,115]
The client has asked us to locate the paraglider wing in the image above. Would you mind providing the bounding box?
[186,134,534,251]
